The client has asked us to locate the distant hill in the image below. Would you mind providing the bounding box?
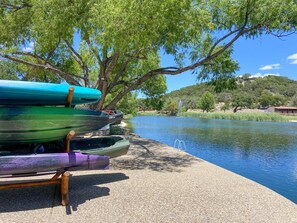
[164,75,297,109]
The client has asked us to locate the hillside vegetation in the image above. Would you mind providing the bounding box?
[163,75,297,112]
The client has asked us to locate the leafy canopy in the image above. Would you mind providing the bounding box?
[197,91,216,112]
[0,0,296,109]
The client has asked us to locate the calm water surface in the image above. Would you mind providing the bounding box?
[129,116,297,204]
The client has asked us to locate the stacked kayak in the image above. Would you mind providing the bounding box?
[102,110,124,125]
[0,106,111,144]
[0,152,109,175]
[0,80,101,105]
[0,80,121,175]
[71,136,130,158]
[0,135,130,158]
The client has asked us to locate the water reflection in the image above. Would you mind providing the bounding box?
[129,116,297,203]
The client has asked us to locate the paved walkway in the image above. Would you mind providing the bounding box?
[0,136,296,223]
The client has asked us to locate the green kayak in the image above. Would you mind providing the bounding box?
[71,136,130,158]
[0,107,112,144]
[0,136,130,159]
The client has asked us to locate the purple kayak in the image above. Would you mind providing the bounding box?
[0,152,109,175]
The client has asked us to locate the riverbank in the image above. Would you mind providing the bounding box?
[137,110,297,122]
[0,135,296,222]
[179,111,290,122]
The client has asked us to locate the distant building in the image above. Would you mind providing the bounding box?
[269,107,297,116]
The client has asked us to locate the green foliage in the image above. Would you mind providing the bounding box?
[0,60,19,80]
[163,98,178,116]
[199,48,239,92]
[221,103,230,112]
[136,97,165,112]
[292,95,297,107]
[140,75,167,98]
[181,106,187,113]
[232,93,254,112]
[136,98,147,112]
[111,92,138,115]
[215,92,232,103]
[197,91,215,112]
[242,73,252,80]
[0,60,61,83]
[136,111,161,116]
[146,97,164,111]
[257,90,286,108]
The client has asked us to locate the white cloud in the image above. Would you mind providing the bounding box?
[22,42,35,52]
[259,64,280,70]
[253,73,263,78]
[287,53,297,65]
[263,73,280,77]
[287,53,297,60]
[252,73,280,78]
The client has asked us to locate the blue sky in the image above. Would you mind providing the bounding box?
[163,34,297,93]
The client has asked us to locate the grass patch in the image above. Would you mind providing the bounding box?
[178,111,289,122]
[123,114,134,119]
[136,111,164,116]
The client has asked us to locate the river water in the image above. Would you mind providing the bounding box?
[129,116,297,204]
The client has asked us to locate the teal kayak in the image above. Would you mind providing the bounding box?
[0,80,101,105]
[0,107,111,144]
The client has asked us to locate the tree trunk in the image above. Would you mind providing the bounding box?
[233,106,240,113]
[96,80,108,110]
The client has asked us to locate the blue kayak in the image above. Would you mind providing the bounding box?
[0,80,101,105]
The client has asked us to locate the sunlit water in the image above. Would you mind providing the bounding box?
[128,116,297,204]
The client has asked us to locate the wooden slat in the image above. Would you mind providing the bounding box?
[66,86,74,107]
[61,172,70,206]
[65,130,75,153]
[0,179,61,190]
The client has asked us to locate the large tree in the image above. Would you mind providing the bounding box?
[197,91,216,112]
[0,0,296,110]
[232,93,254,112]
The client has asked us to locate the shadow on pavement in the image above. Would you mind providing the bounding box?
[64,172,129,214]
[0,172,128,213]
[111,137,201,172]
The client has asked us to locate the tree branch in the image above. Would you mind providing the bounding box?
[107,58,130,93]
[86,38,105,88]
[44,43,60,64]
[125,52,147,60]
[85,38,103,67]
[104,24,257,109]
[207,28,242,57]
[64,40,89,86]
[0,53,82,85]
[0,1,32,11]
[105,53,119,79]
[15,51,84,80]
[64,40,84,68]
[208,0,253,57]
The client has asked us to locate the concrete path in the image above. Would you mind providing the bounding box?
[0,136,296,223]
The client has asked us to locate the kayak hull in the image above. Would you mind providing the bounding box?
[0,80,101,105]
[0,107,112,144]
[0,152,109,175]
[71,136,130,158]
[102,110,124,125]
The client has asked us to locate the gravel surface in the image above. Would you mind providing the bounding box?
[0,136,296,223]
